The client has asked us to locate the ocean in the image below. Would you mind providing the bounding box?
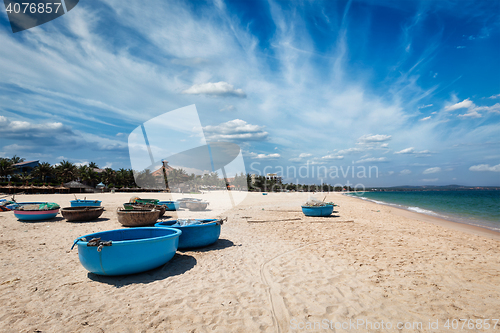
[349,190,500,232]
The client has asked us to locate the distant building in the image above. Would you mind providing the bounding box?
[266,173,282,183]
[12,160,39,175]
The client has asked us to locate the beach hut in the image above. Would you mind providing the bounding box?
[96,182,107,192]
[63,181,93,193]
[54,184,70,194]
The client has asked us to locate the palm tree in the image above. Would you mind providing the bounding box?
[55,160,78,183]
[88,162,99,169]
[101,168,116,185]
[78,165,99,186]
[32,162,54,183]
[167,168,189,185]
[0,158,15,181]
[10,155,25,164]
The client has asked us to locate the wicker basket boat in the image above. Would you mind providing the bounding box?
[117,208,160,227]
[123,203,166,217]
[61,206,104,222]
[185,201,209,211]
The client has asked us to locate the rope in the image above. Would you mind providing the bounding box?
[70,237,112,251]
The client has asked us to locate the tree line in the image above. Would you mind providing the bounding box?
[0,155,354,192]
[0,156,135,188]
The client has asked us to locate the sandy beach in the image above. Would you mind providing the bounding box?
[1,191,499,333]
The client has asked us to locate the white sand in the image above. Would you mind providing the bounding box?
[1,192,499,332]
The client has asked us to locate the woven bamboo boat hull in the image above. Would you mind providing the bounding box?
[185,201,209,211]
[117,208,160,227]
[61,207,104,222]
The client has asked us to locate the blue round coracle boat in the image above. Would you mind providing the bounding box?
[72,227,181,276]
[71,199,102,207]
[6,201,45,210]
[301,205,334,217]
[156,219,221,249]
[13,202,60,221]
[158,201,180,211]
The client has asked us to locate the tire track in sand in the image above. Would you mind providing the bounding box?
[260,237,338,333]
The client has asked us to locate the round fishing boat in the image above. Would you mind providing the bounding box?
[13,202,60,221]
[123,203,166,218]
[70,199,102,207]
[177,198,201,208]
[117,208,160,227]
[185,201,209,211]
[157,200,180,211]
[301,205,334,217]
[72,227,181,276]
[6,201,45,210]
[156,219,221,249]
[61,206,104,222]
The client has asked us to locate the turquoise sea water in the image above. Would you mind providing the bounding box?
[350,190,500,232]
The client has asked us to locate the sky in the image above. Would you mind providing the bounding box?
[0,0,499,187]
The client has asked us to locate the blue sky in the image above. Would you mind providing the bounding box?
[0,0,499,186]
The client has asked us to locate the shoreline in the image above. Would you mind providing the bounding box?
[343,192,500,241]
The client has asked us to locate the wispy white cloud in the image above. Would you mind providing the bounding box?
[394,147,430,155]
[248,152,281,160]
[421,178,438,182]
[203,119,268,141]
[420,116,431,121]
[487,94,500,99]
[457,110,481,118]
[220,105,236,112]
[183,82,247,98]
[358,134,391,143]
[469,164,500,172]
[321,154,344,160]
[400,169,412,175]
[355,157,387,163]
[423,167,441,174]
[289,153,314,162]
[444,98,473,111]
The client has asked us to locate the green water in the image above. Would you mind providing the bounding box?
[351,190,500,232]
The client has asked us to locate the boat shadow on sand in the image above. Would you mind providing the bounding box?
[87,253,197,287]
[18,217,110,223]
[178,238,237,253]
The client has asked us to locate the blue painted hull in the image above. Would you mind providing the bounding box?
[71,200,102,207]
[6,201,45,210]
[14,209,59,221]
[158,201,180,211]
[156,220,220,249]
[301,205,334,217]
[74,227,181,276]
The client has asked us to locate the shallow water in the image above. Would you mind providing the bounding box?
[350,190,500,232]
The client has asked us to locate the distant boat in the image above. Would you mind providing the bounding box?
[185,201,209,211]
[158,200,180,211]
[70,199,102,207]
